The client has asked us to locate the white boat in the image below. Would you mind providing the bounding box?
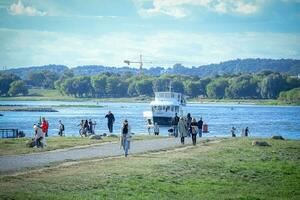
[143,91,186,126]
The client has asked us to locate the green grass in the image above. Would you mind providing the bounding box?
[0,138,299,199]
[0,135,164,156]
[0,89,153,102]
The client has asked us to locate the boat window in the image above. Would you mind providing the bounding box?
[166,106,170,111]
[171,106,174,111]
[158,106,162,111]
[171,93,174,98]
[175,106,179,112]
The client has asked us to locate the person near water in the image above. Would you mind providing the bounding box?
[231,126,236,137]
[105,111,115,133]
[41,117,48,145]
[171,113,180,137]
[88,119,95,134]
[154,122,159,135]
[58,120,65,136]
[120,119,133,157]
[186,113,192,137]
[33,124,43,148]
[41,117,49,136]
[178,117,188,144]
[191,118,199,145]
[197,117,203,137]
[245,127,250,137]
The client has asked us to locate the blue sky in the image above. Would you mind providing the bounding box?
[0,0,300,68]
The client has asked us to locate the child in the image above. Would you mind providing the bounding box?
[154,122,159,135]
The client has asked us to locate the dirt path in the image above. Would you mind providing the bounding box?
[0,137,200,173]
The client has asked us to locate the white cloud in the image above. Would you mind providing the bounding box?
[8,0,46,16]
[135,0,262,18]
[1,28,300,68]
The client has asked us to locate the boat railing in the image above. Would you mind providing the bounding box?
[0,129,20,138]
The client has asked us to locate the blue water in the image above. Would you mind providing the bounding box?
[0,101,299,139]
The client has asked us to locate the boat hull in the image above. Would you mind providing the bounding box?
[153,116,173,126]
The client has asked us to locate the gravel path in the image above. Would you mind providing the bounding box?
[0,138,193,172]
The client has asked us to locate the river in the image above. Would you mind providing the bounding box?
[0,101,299,139]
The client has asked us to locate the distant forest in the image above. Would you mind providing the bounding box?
[3,58,300,78]
[1,68,300,103]
[1,58,300,103]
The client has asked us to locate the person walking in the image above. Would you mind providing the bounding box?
[58,120,65,136]
[105,111,115,133]
[120,119,133,157]
[178,117,187,144]
[197,117,203,137]
[191,118,199,145]
[186,113,192,137]
[171,113,180,137]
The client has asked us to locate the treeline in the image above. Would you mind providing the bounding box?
[1,70,300,101]
[54,71,300,100]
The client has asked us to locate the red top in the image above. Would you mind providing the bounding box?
[41,121,49,133]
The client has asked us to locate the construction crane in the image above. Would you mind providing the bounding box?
[124,54,152,75]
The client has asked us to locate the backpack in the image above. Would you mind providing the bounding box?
[61,124,65,131]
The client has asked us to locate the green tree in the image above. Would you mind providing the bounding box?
[61,78,75,96]
[106,76,119,97]
[225,75,259,99]
[184,81,201,97]
[0,73,20,96]
[8,80,28,96]
[199,78,211,96]
[171,80,184,94]
[91,75,107,97]
[278,87,300,104]
[153,78,170,92]
[72,77,92,97]
[135,79,153,96]
[127,82,137,97]
[260,73,287,99]
[206,79,229,99]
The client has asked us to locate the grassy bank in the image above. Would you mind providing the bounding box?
[0,138,299,199]
[0,135,164,156]
[0,89,152,102]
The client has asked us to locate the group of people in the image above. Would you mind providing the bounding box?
[33,117,49,148]
[231,126,250,137]
[177,113,204,146]
[78,119,96,137]
[150,113,204,146]
[31,111,251,158]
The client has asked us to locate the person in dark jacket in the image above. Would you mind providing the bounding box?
[105,111,115,133]
[191,118,199,145]
[197,117,203,137]
[186,113,192,137]
[171,113,180,137]
[245,127,250,137]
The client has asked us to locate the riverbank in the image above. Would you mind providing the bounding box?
[0,135,164,156]
[0,138,299,199]
[0,89,298,106]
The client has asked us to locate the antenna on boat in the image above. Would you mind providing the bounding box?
[124,54,152,75]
